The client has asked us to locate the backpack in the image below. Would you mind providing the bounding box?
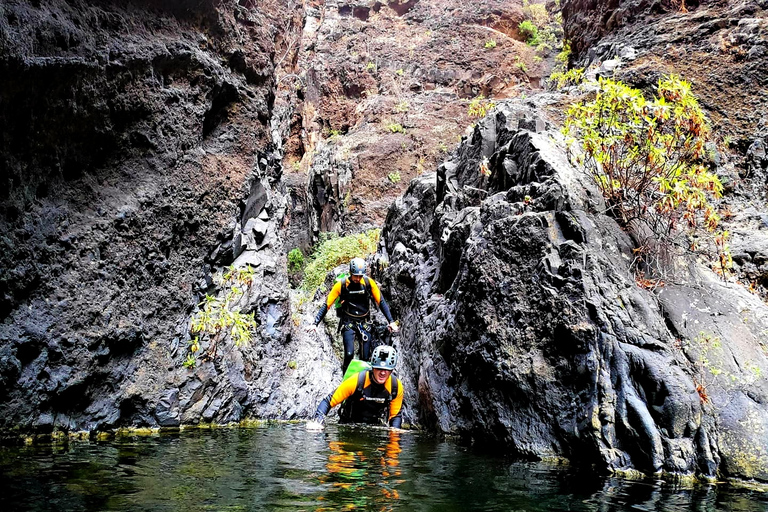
[342,358,371,382]
[338,370,399,424]
[334,274,373,318]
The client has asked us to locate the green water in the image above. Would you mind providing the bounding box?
[1,424,766,511]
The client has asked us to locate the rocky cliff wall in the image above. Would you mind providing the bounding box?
[285,0,550,249]
[0,0,338,432]
[377,100,768,481]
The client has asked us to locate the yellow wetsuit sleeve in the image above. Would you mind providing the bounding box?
[369,278,383,305]
[387,376,403,421]
[325,281,343,309]
[329,372,362,408]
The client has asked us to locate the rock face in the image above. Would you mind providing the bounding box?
[284,0,552,249]
[0,0,336,432]
[378,100,768,480]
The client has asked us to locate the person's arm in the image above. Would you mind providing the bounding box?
[387,377,404,428]
[312,373,360,424]
[313,281,343,325]
[368,279,395,324]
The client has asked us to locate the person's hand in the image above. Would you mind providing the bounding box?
[305,420,325,431]
[387,322,400,333]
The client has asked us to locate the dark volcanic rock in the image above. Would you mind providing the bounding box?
[0,0,330,432]
[379,99,768,480]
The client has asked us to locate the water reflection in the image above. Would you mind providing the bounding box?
[314,429,403,511]
[1,424,767,512]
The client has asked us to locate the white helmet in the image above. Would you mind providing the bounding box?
[349,257,366,276]
[371,345,397,370]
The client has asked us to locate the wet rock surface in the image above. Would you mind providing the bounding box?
[378,101,768,480]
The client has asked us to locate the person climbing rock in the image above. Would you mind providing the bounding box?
[312,257,399,372]
[306,345,403,430]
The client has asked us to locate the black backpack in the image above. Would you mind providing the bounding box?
[338,370,399,424]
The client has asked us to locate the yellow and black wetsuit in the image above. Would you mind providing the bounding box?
[315,370,403,428]
[314,276,395,371]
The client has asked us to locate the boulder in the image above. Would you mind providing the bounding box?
[379,100,768,480]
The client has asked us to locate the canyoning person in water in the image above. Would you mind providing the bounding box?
[312,257,399,372]
[306,345,403,431]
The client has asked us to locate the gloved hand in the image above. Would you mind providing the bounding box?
[387,322,400,333]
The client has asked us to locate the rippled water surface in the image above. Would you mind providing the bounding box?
[1,424,766,511]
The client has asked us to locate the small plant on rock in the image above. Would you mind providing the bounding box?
[186,265,259,367]
[394,100,410,113]
[467,95,496,118]
[387,122,405,133]
[287,248,305,273]
[388,171,402,183]
[518,20,540,46]
[484,39,497,49]
[563,75,727,275]
[548,67,585,90]
[522,0,549,26]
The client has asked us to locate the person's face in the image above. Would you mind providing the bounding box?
[372,368,392,384]
[350,274,363,284]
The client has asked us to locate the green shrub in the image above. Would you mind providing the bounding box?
[387,123,405,133]
[548,67,584,90]
[555,42,571,66]
[388,171,401,183]
[186,265,259,367]
[287,248,305,273]
[300,229,381,291]
[522,0,549,26]
[518,20,540,46]
[563,76,725,272]
[467,95,496,118]
[484,39,497,49]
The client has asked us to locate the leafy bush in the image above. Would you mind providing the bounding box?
[484,39,497,49]
[287,248,305,273]
[388,171,402,183]
[518,20,540,46]
[548,67,584,90]
[563,76,725,272]
[186,265,259,367]
[522,0,549,26]
[467,95,496,118]
[387,123,405,133]
[555,42,571,66]
[300,229,381,291]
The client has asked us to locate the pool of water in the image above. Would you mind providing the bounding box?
[1,423,766,511]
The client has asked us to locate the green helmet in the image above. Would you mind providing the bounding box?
[349,257,366,276]
[371,345,397,370]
